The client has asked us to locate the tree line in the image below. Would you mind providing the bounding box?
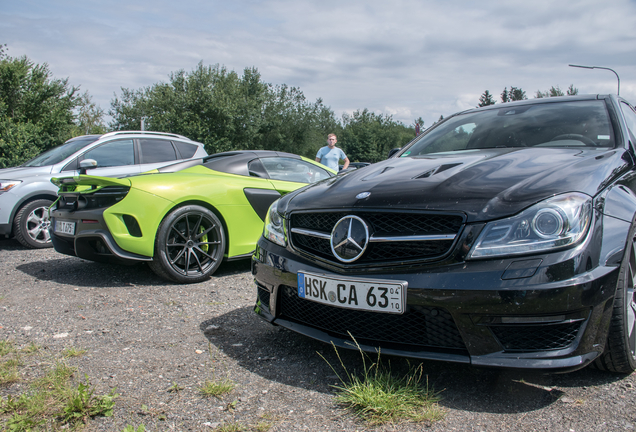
[0,47,415,168]
[0,43,586,169]
[477,84,579,107]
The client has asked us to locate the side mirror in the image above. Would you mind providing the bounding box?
[388,148,401,158]
[79,159,97,175]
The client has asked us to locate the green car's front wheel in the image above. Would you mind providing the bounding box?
[150,205,226,283]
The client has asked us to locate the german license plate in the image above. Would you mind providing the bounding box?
[297,271,406,314]
[55,220,75,235]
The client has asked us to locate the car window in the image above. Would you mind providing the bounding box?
[139,138,177,164]
[620,102,636,144]
[260,157,332,184]
[82,139,135,167]
[402,100,615,157]
[174,141,198,159]
[22,136,100,167]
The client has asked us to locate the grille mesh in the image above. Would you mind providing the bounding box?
[279,285,466,351]
[490,322,582,351]
[290,211,463,265]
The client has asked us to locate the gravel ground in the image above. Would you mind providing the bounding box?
[1,237,636,431]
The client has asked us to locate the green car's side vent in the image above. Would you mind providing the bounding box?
[122,214,142,237]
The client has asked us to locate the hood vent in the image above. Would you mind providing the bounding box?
[413,163,463,179]
[361,166,395,181]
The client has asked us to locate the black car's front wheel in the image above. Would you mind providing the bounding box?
[594,224,636,373]
[149,205,226,283]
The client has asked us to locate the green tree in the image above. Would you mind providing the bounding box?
[109,62,337,157]
[73,91,107,136]
[535,84,578,98]
[501,87,510,103]
[0,53,79,167]
[478,90,496,107]
[500,86,526,102]
[338,109,414,163]
[509,86,527,101]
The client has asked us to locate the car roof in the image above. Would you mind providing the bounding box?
[156,150,305,175]
[463,94,607,116]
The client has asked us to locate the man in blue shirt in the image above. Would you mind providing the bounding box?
[315,133,350,171]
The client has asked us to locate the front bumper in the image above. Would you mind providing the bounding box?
[252,236,620,372]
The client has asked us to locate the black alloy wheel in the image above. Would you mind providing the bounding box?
[13,199,54,249]
[594,225,636,373]
[150,205,225,283]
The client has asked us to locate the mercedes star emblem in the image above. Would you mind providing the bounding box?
[330,215,369,262]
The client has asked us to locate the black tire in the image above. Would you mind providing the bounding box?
[594,225,636,373]
[149,205,226,283]
[13,199,54,249]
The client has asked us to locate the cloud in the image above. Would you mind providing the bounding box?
[2,0,635,127]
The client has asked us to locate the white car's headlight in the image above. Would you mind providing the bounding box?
[0,180,21,192]
[263,199,286,246]
[469,193,593,258]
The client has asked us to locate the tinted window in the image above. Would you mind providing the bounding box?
[139,139,177,164]
[620,102,636,143]
[174,141,198,159]
[260,157,332,183]
[23,136,100,167]
[83,139,135,167]
[402,100,614,157]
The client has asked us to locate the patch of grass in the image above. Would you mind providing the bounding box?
[0,358,21,385]
[167,381,184,393]
[320,336,444,426]
[122,425,146,432]
[254,420,273,432]
[0,339,118,430]
[214,422,247,432]
[62,375,118,424]
[62,346,87,358]
[199,379,236,398]
[0,340,22,385]
[201,342,237,399]
[22,342,41,354]
[0,340,15,357]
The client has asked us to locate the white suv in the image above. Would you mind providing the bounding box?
[0,131,208,248]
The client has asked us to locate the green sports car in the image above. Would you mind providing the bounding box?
[49,151,335,283]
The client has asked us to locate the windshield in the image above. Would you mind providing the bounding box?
[22,136,101,167]
[402,100,615,157]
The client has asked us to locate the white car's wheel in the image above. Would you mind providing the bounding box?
[13,199,53,249]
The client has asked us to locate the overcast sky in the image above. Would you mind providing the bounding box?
[2,0,636,128]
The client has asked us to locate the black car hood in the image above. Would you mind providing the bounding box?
[285,147,630,222]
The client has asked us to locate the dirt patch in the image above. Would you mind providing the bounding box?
[1,237,635,431]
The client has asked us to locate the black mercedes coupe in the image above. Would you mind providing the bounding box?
[252,94,636,373]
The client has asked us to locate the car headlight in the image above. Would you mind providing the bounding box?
[469,192,592,258]
[263,199,286,246]
[0,180,21,192]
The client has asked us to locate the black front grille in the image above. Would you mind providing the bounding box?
[289,211,463,265]
[490,322,583,352]
[279,285,466,351]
